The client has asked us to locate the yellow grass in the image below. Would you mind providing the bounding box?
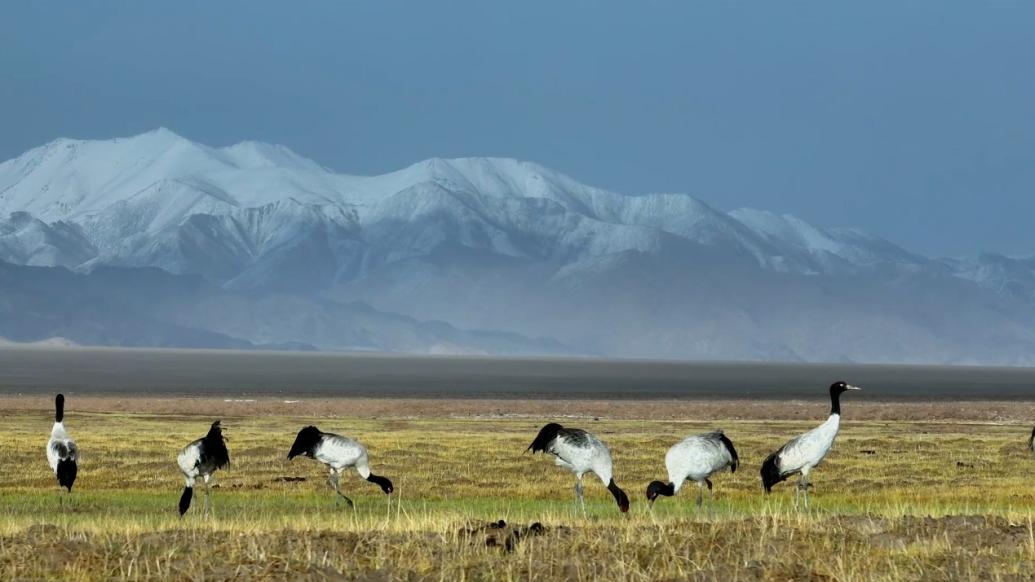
[1,399,1034,580]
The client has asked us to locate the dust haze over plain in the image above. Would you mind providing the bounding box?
[2,348,1035,400]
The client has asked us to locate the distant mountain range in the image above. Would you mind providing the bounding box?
[1,129,1033,363]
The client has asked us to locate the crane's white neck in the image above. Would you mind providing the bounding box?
[50,421,68,439]
[820,412,841,435]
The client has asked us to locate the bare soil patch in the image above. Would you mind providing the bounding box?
[458,519,568,552]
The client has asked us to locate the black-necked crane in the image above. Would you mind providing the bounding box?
[527,423,630,513]
[646,429,739,510]
[46,394,78,500]
[760,381,860,509]
[177,420,230,516]
[287,426,393,507]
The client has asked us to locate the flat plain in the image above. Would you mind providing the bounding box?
[4,346,1035,399]
[2,348,1035,580]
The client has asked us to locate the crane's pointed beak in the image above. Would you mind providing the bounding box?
[846,385,861,391]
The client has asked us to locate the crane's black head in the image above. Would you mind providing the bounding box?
[205,420,225,442]
[645,480,675,508]
[830,381,861,395]
[607,479,630,513]
[288,426,323,459]
[527,423,564,454]
[828,381,860,415]
[55,394,65,423]
[203,420,230,469]
[367,473,394,495]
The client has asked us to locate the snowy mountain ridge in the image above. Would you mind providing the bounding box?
[0,128,933,280]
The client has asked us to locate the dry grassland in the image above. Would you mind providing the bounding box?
[1,397,1033,580]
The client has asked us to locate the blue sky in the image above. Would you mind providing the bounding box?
[2,2,1033,256]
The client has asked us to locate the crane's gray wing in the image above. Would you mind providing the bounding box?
[774,434,810,475]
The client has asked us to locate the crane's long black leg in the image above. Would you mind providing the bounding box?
[705,478,714,515]
[795,474,811,512]
[695,482,703,508]
[574,477,586,515]
[337,488,355,508]
[327,471,337,506]
[330,471,354,508]
[203,475,213,516]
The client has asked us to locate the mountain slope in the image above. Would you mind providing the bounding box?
[730,208,932,274]
[1,129,1032,363]
[0,261,561,355]
[944,253,1035,305]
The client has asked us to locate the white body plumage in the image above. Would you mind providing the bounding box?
[310,434,372,477]
[769,414,840,479]
[177,442,214,487]
[46,423,76,472]
[548,430,615,485]
[665,432,737,492]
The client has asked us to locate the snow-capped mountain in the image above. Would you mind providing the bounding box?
[0,128,927,284]
[1,129,1032,363]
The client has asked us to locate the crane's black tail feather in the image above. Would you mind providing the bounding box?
[716,431,739,473]
[760,451,786,493]
[56,458,77,492]
[178,486,193,515]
